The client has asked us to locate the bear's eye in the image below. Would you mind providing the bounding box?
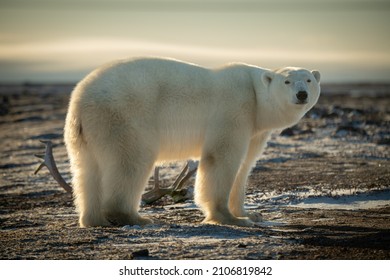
[284,80,291,85]
[307,79,311,83]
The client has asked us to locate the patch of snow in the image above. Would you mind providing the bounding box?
[257,220,286,227]
[122,225,142,230]
[257,187,390,210]
[291,189,390,210]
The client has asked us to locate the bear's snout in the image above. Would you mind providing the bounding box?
[296,91,308,103]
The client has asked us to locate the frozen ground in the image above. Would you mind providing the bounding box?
[0,83,389,259]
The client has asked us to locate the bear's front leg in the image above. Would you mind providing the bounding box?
[195,131,253,227]
[229,132,271,223]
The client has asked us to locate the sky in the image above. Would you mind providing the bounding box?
[0,0,389,83]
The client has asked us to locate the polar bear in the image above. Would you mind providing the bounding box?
[64,57,320,227]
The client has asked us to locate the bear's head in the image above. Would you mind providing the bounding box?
[261,67,321,128]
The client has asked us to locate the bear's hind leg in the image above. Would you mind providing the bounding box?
[73,152,109,227]
[101,153,155,226]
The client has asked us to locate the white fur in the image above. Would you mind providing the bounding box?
[64,57,321,227]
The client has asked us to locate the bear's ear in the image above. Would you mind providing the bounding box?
[261,71,274,86]
[312,70,321,83]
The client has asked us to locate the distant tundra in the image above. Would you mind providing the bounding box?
[64,57,321,227]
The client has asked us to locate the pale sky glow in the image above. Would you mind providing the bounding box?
[1,0,389,83]
[2,38,388,69]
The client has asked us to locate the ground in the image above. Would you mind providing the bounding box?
[0,83,389,260]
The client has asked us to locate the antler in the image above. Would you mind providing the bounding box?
[34,140,72,193]
[35,140,198,203]
[142,160,198,204]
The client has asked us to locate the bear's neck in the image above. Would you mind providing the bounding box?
[256,96,304,132]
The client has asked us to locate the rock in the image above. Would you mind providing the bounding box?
[30,133,63,140]
[122,225,142,230]
[375,137,390,145]
[334,125,367,137]
[280,127,295,137]
[0,96,10,116]
[281,125,313,137]
[131,249,149,259]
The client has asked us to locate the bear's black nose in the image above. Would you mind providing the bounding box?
[296,91,308,102]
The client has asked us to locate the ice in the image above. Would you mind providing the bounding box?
[258,187,390,210]
[291,189,390,210]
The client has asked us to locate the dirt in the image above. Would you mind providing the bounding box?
[0,83,389,260]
